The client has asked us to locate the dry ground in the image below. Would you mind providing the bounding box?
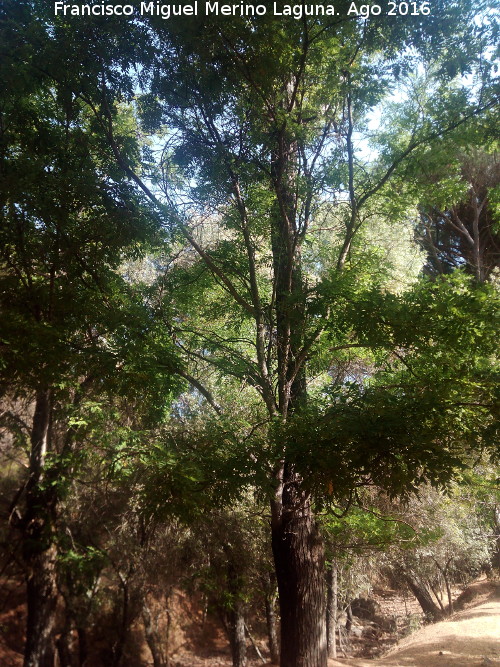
[1,579,498,666]
[330,580,500,667]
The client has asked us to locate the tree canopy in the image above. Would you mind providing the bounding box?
[0,1,499,665]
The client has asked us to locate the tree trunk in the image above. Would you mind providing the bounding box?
[264,585,279,665]
[272,465,327,667]
[404,574,443,621]
[220,603,247,667]
[24,543,58,667]
[112,575,130,667]
[269,114,328,665]
[245,622,266,664]
[228,602,247,667]
[345,604,353,633]
[444,573,453,616]
[219,556,247,667]
[164,588,172,667]
[142,599,166,667]
[427,578,446,613]
[77,626,88,667]
[56,628,79,667]
[326,561,338,659]
[492,505,500,576]
[23,388,59,667]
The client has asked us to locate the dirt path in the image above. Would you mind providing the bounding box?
[330,583,500,667]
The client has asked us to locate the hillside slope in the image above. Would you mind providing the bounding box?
[330,581,500,667]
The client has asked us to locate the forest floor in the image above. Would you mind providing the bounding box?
[170,579,500,667]
[1,578,498,666]
[329,579,500,667]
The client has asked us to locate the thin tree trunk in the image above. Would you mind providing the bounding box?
[326,561,338,659]
[219,556,247,667]
[444,572,453,616]
[492,506,500,576]
[427,578,446,613]
[142,599,166,667]
[112,574,130,667]
[164,588,172,667]
[404,574,443,621]
[345,604,353,633]
[56,628,79,667]
[77,626,88,667]
[434,559,454,616]
[23,388,59,667]
[227,602,247,667]
[244,623,266,664]
[264,585,279,665]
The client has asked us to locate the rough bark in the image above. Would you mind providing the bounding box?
[272,465,327,667]
[24,542,58,667]
[228,602,247,667]
[269,115,328,666]
[220,602,247,667]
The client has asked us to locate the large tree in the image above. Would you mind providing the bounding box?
[2,1,498,665]
[124,6,497,666]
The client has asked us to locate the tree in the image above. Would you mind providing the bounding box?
[374,477,498,621]
[417,149,500,282]
[370,79,499,282]
[123,8,496,665]
[3,1,499,665]
[0,17,177,663]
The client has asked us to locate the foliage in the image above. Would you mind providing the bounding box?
[1,0,499,664]
[278,273,499,502]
